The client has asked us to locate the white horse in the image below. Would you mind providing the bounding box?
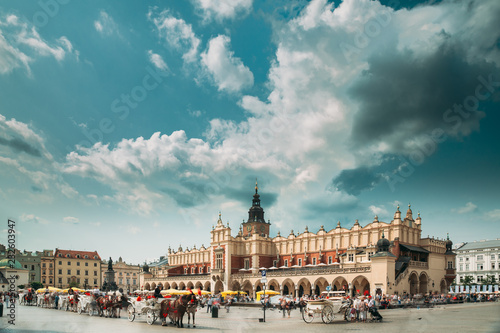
[186,296,199,327]
[59,295,69,311]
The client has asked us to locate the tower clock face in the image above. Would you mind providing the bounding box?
[260,225,265,232]
[247,225,252,231]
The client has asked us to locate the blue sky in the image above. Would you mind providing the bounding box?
[1,0,499,264]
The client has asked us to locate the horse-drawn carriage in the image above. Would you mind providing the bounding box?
[77,295,98,316]
[127,297,162,324]
[302,296,351,324]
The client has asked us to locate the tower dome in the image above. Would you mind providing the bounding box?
[376,232,390,252]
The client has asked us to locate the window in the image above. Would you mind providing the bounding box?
[133,279,136,285]
[244,259,250,270]
[66,254,70,258]
[184,268,187,274]
[216,253,223,270]
[312,257,317,265]
[77,278,80,283]
[477,264,483,270]
[77,262,80,266]
[58,278,62,283]
[94,271,97,276]
[31,265,35,270]
[491,254,495,260]
[49,279,52,284]
[199,267,203,274]
[466,257,469,261]
[76,255,80,258]
[492,263,495,270]
[447,261,453,269]
[191,267,195,274]
[284,259,288,267]
[466,264,469,271]
[67,278,70,283]
[477,255,483,260]
[459,257,463,262]
[59,261,62,265]
[459,276,464,282]
[348,254,354,262]
[67,269,71,274]
[119,272,123,276]
[94,279,97,285]
[459,264,463,271]
[477,276,483,282]
[119,278,123,284]
[207,267,210,273]
[94,263,97,267]
[58,269,62,274]
[76,270,80,275]
[328,256,332,264]
[84,278,88,284]
[85,270,88,276]
[42,263,46,268]
[68,261,71,265]
[85,262,88,266]
[298,258,302,266]
[42,278,46,283]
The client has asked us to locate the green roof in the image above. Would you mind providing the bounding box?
[0,258,23,269]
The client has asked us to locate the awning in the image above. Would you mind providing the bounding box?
[400,244,430,254]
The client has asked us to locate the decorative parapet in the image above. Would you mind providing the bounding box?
[232,266,371,278]
[144,273,210,282]
[408,260,429,269]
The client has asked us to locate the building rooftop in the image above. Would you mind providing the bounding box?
[456,239,500,251]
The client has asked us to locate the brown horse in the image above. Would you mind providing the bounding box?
[96,295,112,317]
[186,295,199,327]
[160,293,196,328]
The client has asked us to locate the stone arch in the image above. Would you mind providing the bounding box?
[187,281,194,289]
[351,275,370,296]
[158,282,163,290]
[179,282,186,290]
[281,278,295,297]
[230,280,241,291]
[151,282,156,290]
[144,283,151,290]
[171,282,178,289]
[408,271,418,295]
[267,279,280,292]
[419,272,428,294]
[214,280,224,294]
[204,281,211,292]
[332,276,348,292]
[313,277,329,295]
[242,280,253,296]
[195,281,203,289]
[297,278,312,297]
[164,282,171,289]
[440,279,447,294]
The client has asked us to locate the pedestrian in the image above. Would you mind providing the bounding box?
[359,298,367,322]
[286,300,292,318]
[55,293,59,310]
[280,298,286,317]
[207,297,212,313]
[5,293,9,308]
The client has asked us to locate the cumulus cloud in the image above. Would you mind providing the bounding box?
[0,14,77,75]
[484,209,500,221]
[369,205,388,217]
[94,10,120,37]
[63,216,79,224]
[201,35,254,93]
[453,202,478,214]
[149,10,200,63]
[147,50,169,71]
[20,213,49,224]
[191,0,253,22]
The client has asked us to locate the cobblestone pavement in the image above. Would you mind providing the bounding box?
[1,302,499,333]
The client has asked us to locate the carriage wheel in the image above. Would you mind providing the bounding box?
[89,305,94,316]
[146,309,155,325]
[321,305,335,324]
[344,308,349,322]
[77,303,82,314]
[302,309,315,323]
[127,305,135,322]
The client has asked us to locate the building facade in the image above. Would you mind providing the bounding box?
[100,257,141,292]
[41,249,102,289]
[0,244,42,284]
[455,239,500,284]
[142,184,456,298]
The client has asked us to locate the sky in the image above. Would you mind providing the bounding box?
[0,0,499,265]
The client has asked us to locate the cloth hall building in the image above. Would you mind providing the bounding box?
[141,185,456,298]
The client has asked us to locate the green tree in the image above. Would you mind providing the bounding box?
[31,281,43,290]
[69,281,80,288]
[17,284,25,289]
[482,275,497,285]
[462,275,474,286]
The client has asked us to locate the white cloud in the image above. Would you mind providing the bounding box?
[484,209,500,221]
[128,226,141,234]
[453,202,478,214]
[20,213,49,224]
[201,35,254,93]
[369,205,388,217]
[147,50,169,71]
[192,0,253,22]
[149,10,200,64]
[63,216,79,224]
[94,10,119,37]
[0,14,77,75]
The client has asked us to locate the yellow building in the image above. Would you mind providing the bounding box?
[48,249,102,289]
[142,184,456,298]
[100,257,140,292]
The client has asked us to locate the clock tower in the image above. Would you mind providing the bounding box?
[241,181,270,237]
